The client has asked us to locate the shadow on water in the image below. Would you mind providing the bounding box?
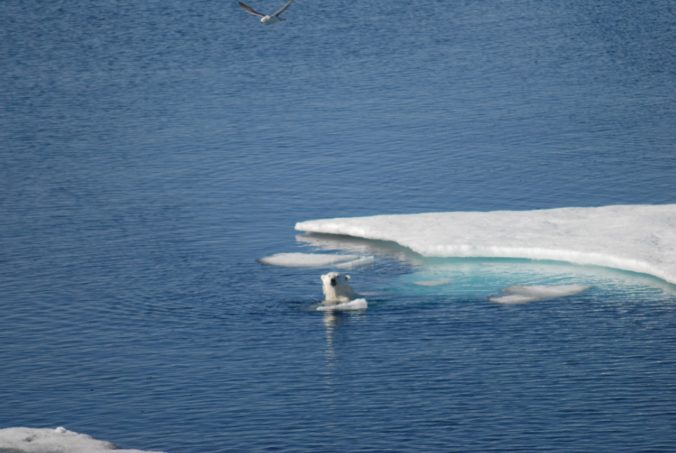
[296,232,424,264]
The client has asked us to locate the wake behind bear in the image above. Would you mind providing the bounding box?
[318,272,368,311]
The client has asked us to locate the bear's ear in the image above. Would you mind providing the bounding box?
[345,275,351,280]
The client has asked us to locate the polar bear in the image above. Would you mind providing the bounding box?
[321,272,358,303]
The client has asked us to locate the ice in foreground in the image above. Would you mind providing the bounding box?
[0,427,163,453]
[296,204,676,285]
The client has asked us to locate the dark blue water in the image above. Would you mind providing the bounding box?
[2,0,676,451]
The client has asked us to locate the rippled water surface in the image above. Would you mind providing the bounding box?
[2,0,676,451]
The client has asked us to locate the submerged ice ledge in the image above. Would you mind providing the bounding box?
[490,284,590,304]
[295,204,676,285]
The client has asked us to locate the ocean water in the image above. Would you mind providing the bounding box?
[1,0,676,451]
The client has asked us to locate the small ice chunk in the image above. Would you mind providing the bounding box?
[0,427,163,453]
[258,252,373,268]
[490,284,589,304]
[317,298,368,311]
[335,255,375,269]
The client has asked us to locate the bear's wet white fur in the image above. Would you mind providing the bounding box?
[321,272,358,303]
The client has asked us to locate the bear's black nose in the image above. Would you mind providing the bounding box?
[330,278,337,287]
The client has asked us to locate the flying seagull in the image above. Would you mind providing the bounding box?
[239,0,294,25]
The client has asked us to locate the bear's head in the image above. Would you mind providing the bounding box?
[321,272,358,303]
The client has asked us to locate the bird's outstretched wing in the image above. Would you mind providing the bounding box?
[239,1,265,17]
[273,0,293,17]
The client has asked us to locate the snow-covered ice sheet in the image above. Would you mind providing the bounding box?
[296,205,676,285]
[0,427,163,453]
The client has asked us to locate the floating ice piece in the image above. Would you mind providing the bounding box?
[490,284,590,304]
[335,255,375,269]
[317,298,368,311]
[258,252,373,269]
[0,427,163,453]
[296,204,676,285]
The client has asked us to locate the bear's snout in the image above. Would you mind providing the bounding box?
[331,277,337,287]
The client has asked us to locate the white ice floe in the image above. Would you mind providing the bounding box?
[334,255,375,269]
[258,252,373,269]
[0,427,163,453]
[296,204,676,285]
[490,284,590,304]
[317,298,368,311]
